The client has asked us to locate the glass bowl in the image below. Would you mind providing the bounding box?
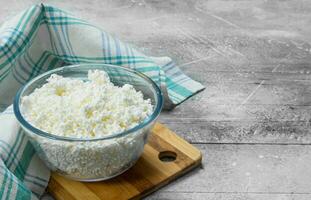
[13,64,163,182]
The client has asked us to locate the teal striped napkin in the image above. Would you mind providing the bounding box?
[0,4,204,199]
[0,106,50,199]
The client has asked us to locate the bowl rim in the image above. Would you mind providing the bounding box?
[13,64,163,142]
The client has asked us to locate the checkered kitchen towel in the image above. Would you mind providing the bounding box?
[0,4,204,199]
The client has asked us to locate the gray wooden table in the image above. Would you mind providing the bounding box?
[2,0,311,199]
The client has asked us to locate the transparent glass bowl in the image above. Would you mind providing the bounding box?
[13,64,163,182]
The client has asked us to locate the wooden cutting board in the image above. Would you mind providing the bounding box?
[47,123,202,200]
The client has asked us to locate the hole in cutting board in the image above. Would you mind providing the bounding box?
[158,151,177,162]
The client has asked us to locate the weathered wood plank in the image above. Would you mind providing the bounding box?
[193,0,311,42]
[160,104,311,122]
[147,192,311,200]
[159,120,311,144]
[159,103,311,143]
[178,82,311,106]
[179,62,311,107]
[182,67,311,83]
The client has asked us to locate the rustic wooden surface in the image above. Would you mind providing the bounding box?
[47,123,202,200]
[2,0,311,199]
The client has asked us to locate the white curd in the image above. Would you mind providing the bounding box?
[21,70,153,138]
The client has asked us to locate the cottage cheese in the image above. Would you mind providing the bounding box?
[22,70,153,138]
[21,69,155,180]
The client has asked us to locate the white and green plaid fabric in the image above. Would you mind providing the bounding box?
[0,106,50,199]
[0,4,204,199]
